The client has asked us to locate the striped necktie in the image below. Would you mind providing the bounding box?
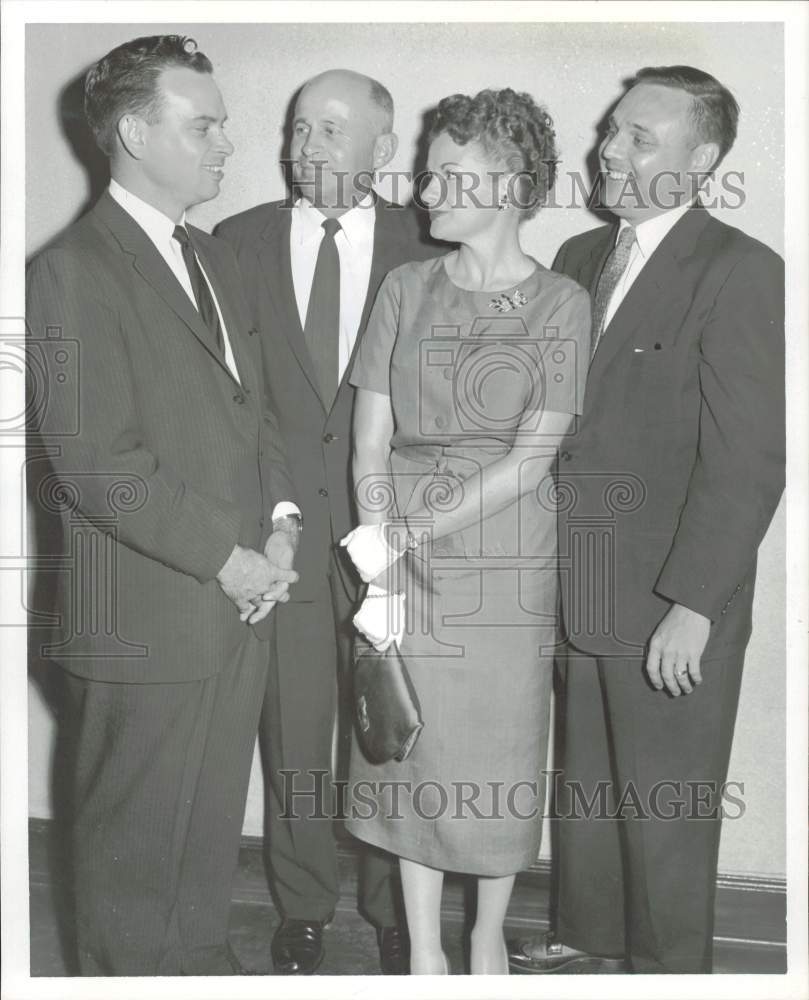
[590,226,636,359]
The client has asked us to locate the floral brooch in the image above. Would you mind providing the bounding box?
[488,289,528,313]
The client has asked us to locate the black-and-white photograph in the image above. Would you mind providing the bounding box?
[2,2,806,998]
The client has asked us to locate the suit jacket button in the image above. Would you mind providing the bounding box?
[233,392,245,404]
[323,433,337,443]
[654,342,662,350]
[319,487,329,497]
[248,328,257,337]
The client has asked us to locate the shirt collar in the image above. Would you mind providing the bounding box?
[109,179,187,247]
[293,193,375,248]
[619,199,695,260]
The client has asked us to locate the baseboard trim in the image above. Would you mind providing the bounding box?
[28,818,786,954]
[236,830,786,952]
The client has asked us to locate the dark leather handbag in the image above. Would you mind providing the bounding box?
[353,637,423,764]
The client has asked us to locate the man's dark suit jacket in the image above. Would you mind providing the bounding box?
[553,206,784,658]
[216,197,438,603]
[26,192,295,682]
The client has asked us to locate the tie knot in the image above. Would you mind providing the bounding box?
[617,226,636,250]
[322,218,341,239]
[172,224,191,248]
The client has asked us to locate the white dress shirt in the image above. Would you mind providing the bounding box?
[602,200,695,330]
[109,179,242,384]
[290,194,376,382]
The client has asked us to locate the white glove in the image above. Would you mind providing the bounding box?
[340,522,401,583]
[353,585,405,652]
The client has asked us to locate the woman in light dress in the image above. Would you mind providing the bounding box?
[341,88,590,974]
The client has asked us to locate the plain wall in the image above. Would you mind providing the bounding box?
[26,20,785,875]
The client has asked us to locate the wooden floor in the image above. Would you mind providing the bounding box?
[28,818,786,977]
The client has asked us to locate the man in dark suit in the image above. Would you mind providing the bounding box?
[26,35,300,975]
[509,66,784,974]
[217,69,439,974]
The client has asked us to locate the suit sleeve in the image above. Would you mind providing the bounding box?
[654,245,785,620]
[258,379,297,514]
[211,232,298,515]
[27,248,242,584]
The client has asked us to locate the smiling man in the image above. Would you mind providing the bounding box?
[26,35,300,975]
[508,66,784,975]
[217,69,440,975]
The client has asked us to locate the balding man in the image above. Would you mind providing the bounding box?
[217,70,439,974]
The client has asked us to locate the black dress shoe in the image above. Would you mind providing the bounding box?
[507,932,627,974]
[377,925,410,975]
[271,918,327,975]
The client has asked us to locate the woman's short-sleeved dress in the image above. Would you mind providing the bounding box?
[344,254,590,876]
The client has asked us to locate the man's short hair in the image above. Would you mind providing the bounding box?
[84,34,213,156]
[366,77,394,134]
[631,65,740,167]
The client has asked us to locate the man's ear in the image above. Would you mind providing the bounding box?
[690,140,720,176]
[116,113,149,160]
[373,132,398,170]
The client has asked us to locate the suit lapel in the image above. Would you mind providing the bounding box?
[590,206,712,376]
[258,206,325,411]
[193,236,252,394]
[94,193,236,382]
[579,226,617,299]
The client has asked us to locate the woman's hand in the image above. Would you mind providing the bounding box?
[353,586,405,651]
[340,522,401,582]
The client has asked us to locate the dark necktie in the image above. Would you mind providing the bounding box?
[590,225,636,359]
[172,224,225,355]
[303,218,341,408]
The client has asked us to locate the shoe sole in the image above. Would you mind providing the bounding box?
[510,955,626,975]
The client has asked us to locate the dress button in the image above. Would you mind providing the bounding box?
[323,433,337,443]
[233,393,245,404]
[318,487,329,497]
[435,416,445,428]
[561,451,572,461]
